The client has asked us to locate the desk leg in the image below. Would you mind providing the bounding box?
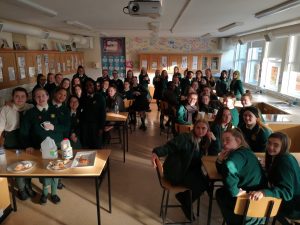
[8,178,17,212]
[95,177,101,225]
[107,159,112,213]
[207,181,214,225]
[123,123,126,163]
[126,120,129,153]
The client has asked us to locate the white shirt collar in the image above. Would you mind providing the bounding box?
[37,104,49,112]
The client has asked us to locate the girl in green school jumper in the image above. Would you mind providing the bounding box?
[68,95,82,149]
[223,94,239,127]
[209,107,233,155]
[250,132,300,224]
[176,92,199,125]
[240,106,272,152]
[20,88,66,205]
[216,129,267,225]
[229,70,244,100]
[152,119,215,221]
[0,87,35,200]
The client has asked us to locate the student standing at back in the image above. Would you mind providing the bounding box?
[80,78,106,149]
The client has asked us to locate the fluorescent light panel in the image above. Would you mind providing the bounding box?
[218,22,243,32]
[65,21,92,30]
[16,0,58,17]
[255,0,300,19]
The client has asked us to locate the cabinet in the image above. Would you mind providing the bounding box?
[0,178,11,222]
[139,53,221,74]
[0,50,84,90]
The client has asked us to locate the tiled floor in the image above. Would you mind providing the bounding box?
[2,103,224,225]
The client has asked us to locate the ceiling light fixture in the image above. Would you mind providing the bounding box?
[16,0,58,17]
[255,0,300,19]
[218,22,243,32]
[65,21,92,30]
[201,33,212,38]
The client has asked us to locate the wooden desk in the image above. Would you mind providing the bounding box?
[0,149,112,225]
[201,152,300,225]
[106,112,129,162]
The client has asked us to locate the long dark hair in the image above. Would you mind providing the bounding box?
[265,132,290,172]
[213,106,233,128]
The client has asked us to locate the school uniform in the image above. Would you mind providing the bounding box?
[106,94,125,112]
[69,110,82,149]
[238,107,265,128]
[216,147,267,225]
[263,153,300,220]
[230,79,244,100]
[49,101,71,140]
[198,104,214,114]
[180,78,192,95]
[0,103,33,197]
[176,104,198,125]
[110,78,124,94]
[122,89,134,100]
[240,124,271,152]
[230,107,239,127]
[44,82,57,96]
[216,79,228,97]
[80,92,106,149]
[73,73,89,86]
[209,123,231,155]
[20,105,68,148]
[0,103,33,148]
[20,104,65,201]
[153,132,210,216]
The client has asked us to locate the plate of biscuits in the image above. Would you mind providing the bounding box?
[47,159,72,171]
[7,161,36,173]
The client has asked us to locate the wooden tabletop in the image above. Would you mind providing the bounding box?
[0,149,111,177]
[106,112,129,122]
[202,152,300,181]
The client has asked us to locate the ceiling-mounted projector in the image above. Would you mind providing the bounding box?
[125,0,162,18]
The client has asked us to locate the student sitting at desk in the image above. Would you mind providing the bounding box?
[106,85,125,113]
[176,92,198,125]
[209,107,233,155]
[152,119,214,220]
[250,132,300,224]
[0,87,34,200]
[216,129,267,225]
[223,94,239,127]
[20,88,66,204]
[240,106,272,152]
[198,94,215,114]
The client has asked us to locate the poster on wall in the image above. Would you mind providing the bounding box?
[141,60,147,69]
[192,56,198,70]
[161,56,168,68]
[101,37,126,79]
[181,56,188,69]
[8,67,15,81]
[270,66,278,86]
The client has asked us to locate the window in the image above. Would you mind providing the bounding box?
[245,41,263,85]
[260,37,288,91]
[281,35,300,98]
[234,43,249,81]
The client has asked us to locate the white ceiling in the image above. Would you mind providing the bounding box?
[0,0,300,38]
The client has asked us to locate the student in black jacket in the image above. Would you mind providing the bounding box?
[80,78,106,148]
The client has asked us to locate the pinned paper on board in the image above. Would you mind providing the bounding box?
[28,67,35,77]
[181,56,188,69]
[161,56,168,68]
[141,60,147,69]
[8,67,15,81]
[192,56,198,70]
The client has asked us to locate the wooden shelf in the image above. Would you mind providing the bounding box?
[0,50,84,90]
[139,53,221,74]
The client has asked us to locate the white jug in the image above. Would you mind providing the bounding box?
[60,138,73,159]
[40,137,58,159]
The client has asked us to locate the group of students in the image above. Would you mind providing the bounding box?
[151,68,299,224]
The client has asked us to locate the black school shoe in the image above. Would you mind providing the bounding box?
[175,192,195,221]
[18,190,29,201]
[25,186,36,197]
[57,180,65,190]
[40,195,47,205]
[51,195,61,204]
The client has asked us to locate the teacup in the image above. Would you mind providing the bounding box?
[40,121,51,131]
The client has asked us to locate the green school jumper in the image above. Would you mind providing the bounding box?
[153,133,209,200]
[240,124,272,152]
[20,105,66,197]
[216,147,267,225]
[230,108,239,128]
[264,153,300,220]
